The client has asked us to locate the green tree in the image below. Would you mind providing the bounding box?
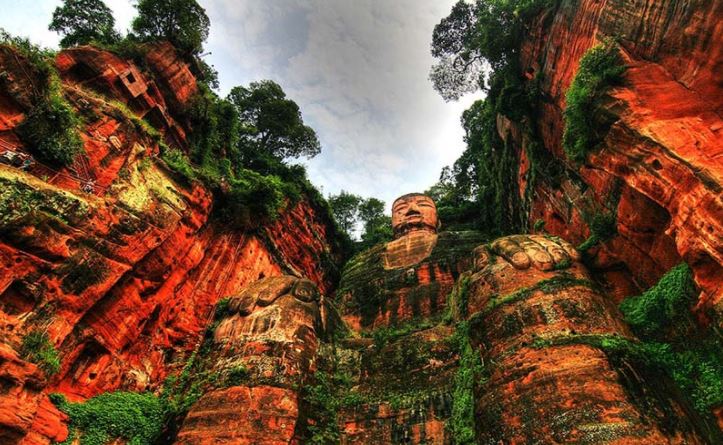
[227,80,321,161]
[429,0,552,100]
[357,198,392,249]
[49,0,119,48]
[131,0,210,55]
[328,191,362,235]
[328,193,392,249]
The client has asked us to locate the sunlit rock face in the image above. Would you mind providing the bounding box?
[175,275,335,445]
[511,0,723,320]
[463,235,714,444]
[0,43,344,445]
[338,194,486,331]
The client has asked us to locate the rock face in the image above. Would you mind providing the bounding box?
[175,275,334,445]
[1,0,722,442]
[333,202,720,444]
[0,43,343,444]
[464,235,714,443]
[510,0,723,322]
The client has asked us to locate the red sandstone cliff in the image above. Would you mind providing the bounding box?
[506,0,722,322]
[0,42,344,444]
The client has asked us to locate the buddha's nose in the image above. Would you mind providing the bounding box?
[406,203,421,215]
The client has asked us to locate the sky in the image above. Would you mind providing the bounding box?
[0,0,483,210]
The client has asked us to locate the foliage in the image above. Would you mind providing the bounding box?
[425,75,526,235]
[217,168,287,228]
[430,0,555,100]
[535,332,723,415]
[155,80,332,230]
[427,1,569,234]
[616,264,723,414]
[227,80,321,161]
[93,36,150,67]
[57,250,109,294]
[616,262,723,415]
[224,365,249,387]
[562,40,626,163]
[17,93,84,166]
[367,318,438,350]
[448,321,484,444]
[577,210,617,252]
[619,264,695,338]
[132,0,210,55]
[528,264,723,416]
[20,331,61,375]
[328,191,362,234]
[187,84,240,167]
[0,31,84,167]
[213,298,231,320]
[109,100,164,145]
[450,274,471,320]
[303,371,342,444]
[52,392,164,445]
[49,0,119,48]
[328,191,393,250]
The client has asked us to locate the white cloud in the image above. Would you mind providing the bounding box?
[0,0,484,212]
[204,0,484,210]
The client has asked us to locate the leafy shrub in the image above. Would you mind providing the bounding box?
[563,40,626,163]
[51,392,164,445]
[448,321,484,444]
[58,251,109,294]
[1,30,84,167]
[598,335,723,413]
[303,371,342,444]
[607,263,722,414]
[20,330,61,375]
[224,365,249,387]
[577,210,617,252]
[17,94,83,166]
[619,263,695,338]
[160,148,197,184]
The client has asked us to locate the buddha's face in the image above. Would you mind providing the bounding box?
[391,194,438,238]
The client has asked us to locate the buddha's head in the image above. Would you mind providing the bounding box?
[391,193,439,238]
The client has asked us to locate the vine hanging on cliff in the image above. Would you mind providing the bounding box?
[562,39,626,163]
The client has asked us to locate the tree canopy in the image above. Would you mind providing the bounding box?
[429,0,552,100]
[49,0,119,48]
[227,80,321,161]
[426,0,556,233]
[328,191,362,235]
[132,0,210,55]
[328,192,392,251]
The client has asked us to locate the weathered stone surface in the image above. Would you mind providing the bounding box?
[0,44,343,443]
[175,386,299,445]
[338,230,485,331]
[337,325,456,445]
[514,0,723,322]
[464,235,715,443]
[175,276,333,444]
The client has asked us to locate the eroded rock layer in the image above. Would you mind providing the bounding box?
[0,43,343,444]
[513,0,723,320]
